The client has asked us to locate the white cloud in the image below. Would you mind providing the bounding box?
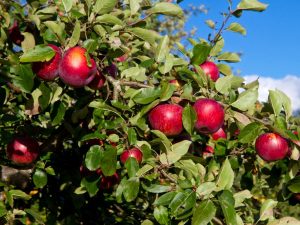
[242,75,300,111]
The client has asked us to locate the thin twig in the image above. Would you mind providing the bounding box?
[211,7,232,45]
[160,169,177,183]
[212,217,224,225]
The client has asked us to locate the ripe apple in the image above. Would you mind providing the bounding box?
[255,133,289,161]
[148,104,183,136]
[203,145,214,158]
[6,136,39,165]
[59,46,97,88]
[193,98,224,134]
[8,21,24,46]
[211,127,227,140]
[100,172,120,190]
[116,54,128,62]
[88,70,106,90]
[120,147,143,164]
[199,61,219,82]
[32,44,62,81]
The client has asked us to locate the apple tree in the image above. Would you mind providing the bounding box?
[0,0,300,224]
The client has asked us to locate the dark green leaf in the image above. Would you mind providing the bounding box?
[160,82,176,102]
[191,42,212,65]
[13,64,35,93]
[231,88,258,111]
[133,87,161,104]
[67,20,81,48]
[154,192,177,206]
[216,158,234,191]
[142,183,171,193]
[127,127,137,145]
[81,174,100,197]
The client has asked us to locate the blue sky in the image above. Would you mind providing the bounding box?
[178,0,300,110]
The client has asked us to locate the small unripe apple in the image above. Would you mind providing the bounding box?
[169,79,181,90]
[255,133,289,161]
[148,104,183,136]
[32,44,62,81]
[8,21,24,46]
[211,127,227,140]
[100,172,120,190]
[6,136,39,165]
[120,147,143,164]
[88,70,106,90]
[59,46,97,88]
[200,61,219,82]
[193,99,224,134]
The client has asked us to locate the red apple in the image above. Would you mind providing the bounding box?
[193,98,224,134]
[148,104,183,136]
[169,79,181,89]
[32,44,62,81]
[120,147,143,164]
[88,70,106,90]
[255,133,289,161]
[8,21,24,46]
[116,54,128,62]
[59,46,97,88]
[200,61,219,82]
[204,145,214,154]
[211,127,227,140]
[6,136,39,165]
[100,172,120,190]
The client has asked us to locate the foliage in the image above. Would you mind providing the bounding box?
[0,0,300,224]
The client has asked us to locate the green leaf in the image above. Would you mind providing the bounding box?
[231,88,258,111]
[81,174,100,197]
[226,22,246,35]
[62,0,73,12]
[130,0,143,15]
[215,75,244,95]
[196,182,216,198]
[123,177,140,202]
[38,83,51,111]
[155,35,170,63]
[83,39,98,53]
[101,146,117,176]
[234,190,252,207]
[192,200,216,225]
[142,183,171,193]
[237,0,268,12]
[136,164,154,177]
[268,89,292,119]
[67,20,80,48]
[128,28,160,45]
[33,169,48,188]
[154,192,177,206]
[148,2,184,17]
[13,64,35,93]
[20,45,55,62]
[160,140,191,165]
[210,38,224,57]
[159,54,174,74]
[217,52,241,63]
[160,82,176,102]
[216,158,234,191]
[43,21,66,43]
[238,122,262,144]
[151,130,172,151]
[219,190,237,225]
[267,217,300,225]
[191,42,212,65]
[85,145,103,171]
[205,20,215,29]
[217,63,232,76]
[95,14,123,26]
[133,87,161,104]
[154,206,169,225]
[25,208,45,224]
[94,0,117,15]
[51,102,66,126]
[288,177,300,193]
[21,32,35,52]
[121,66,147,82]
[259,199,277,221]
[169,190,196,217]
[128,128,137,145]
[125,158,139,178]
[182,104,197,135]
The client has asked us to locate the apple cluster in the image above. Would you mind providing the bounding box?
[32,45,107,89]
